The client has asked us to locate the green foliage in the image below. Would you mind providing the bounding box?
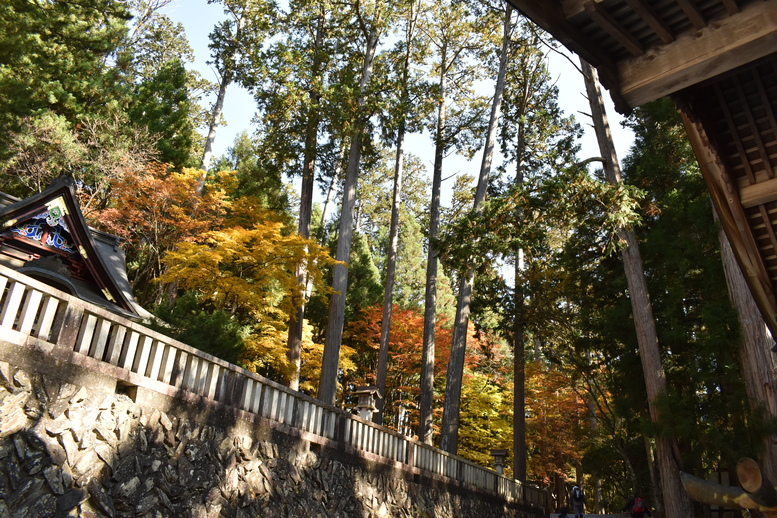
[0,112,85,196]
[439,168,643,273]
[220,131,292,212]
[128,59,198,168]
[344,232,384,322]
[6,2,771,499]
[621,100,755,476]
[150,291,247,364]
[0,110,159,204]
[0,0,132,156]
[542,98,768,499]
[356,151,430,307]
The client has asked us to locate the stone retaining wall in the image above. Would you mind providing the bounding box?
[0,340,543,518]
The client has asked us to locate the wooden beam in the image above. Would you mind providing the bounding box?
[681,471,761,509]
[721,0,740,15]
[738,458,777,508]
[584,1,644,56]
[680,108,777,338]
[623,0,675,44]
[741,178,777,208]
[618,1,777,107]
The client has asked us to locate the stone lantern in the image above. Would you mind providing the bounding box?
[352,385,382,421]
[490,449,508,475]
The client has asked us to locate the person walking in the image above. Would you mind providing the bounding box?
[570,485,585,518]
[623,493,652,517]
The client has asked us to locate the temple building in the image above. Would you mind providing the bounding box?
[0,177,152,321]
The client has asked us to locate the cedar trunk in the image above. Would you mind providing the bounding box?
[319,31,379,406]
[286,10,325,391]
[581,59,693,517]
[418,31,448,445]
[717,214,777,483]
[440,3,513,454]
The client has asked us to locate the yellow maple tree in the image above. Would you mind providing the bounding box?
[159,195,339,384]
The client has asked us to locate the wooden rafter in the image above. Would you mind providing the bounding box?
[721,0,740,16]
[676,0,707,30]
[681,108,777,338]
[714,82,757,185]
[733,74,775,179]
[584,1,644,56]
[623,0,675,44]
[754,70,777,171]
[756,205,777,267]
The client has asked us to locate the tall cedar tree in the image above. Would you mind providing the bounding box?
[581,60,693,517]
[622,99,769,487]
[440,0,512,455]
[495,24,581,479]
[371,0,431,423]
[319,0,400,406]
[418,0,491,445]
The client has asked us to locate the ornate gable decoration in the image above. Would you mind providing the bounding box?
[0,178,138,317]
[12,202,78,255]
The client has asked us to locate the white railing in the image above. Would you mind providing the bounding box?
[0,264,548,511]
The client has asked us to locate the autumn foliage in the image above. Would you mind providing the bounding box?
[96,165,231,305]
[96,164,339,387]
[525,360,588,486]
[345,304,451,435]
[345,303,516,467]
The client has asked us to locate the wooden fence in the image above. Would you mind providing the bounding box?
[0,264,548,511]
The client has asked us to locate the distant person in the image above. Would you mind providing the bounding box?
[571,485,585,518]
[623,493,652,517]
[558,506,570,518]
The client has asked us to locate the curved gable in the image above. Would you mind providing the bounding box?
[0,178,142,319]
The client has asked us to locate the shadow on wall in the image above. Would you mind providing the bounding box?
[0,358,372,517]
[0,343,533,518]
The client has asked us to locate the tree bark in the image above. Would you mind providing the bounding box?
[199,15,245,181]
[417,46,446,445]
[512,40,528,481]
[717,212,777,483]
[375,121,405,422]
[514,268,526,479]
[199,72,229,175]
[581,58,693,518]
[319,29,380,406]
[440,3,513,454]
[375,2,418,423]
[286,9,325,391]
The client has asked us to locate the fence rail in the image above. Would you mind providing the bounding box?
[0,264,548,510]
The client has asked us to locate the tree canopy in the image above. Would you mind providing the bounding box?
[2,2,774,514]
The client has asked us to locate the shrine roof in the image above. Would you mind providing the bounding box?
[0,178,152,322]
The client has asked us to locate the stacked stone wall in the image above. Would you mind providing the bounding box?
[0,342,543,518]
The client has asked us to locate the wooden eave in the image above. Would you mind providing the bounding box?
[508,0,777,113]
[674,57,777,339]
[0,179,138,316]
